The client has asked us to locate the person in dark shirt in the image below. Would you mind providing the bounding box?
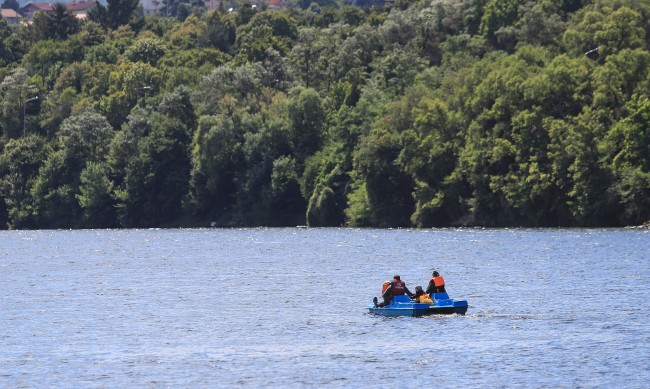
[373,275,414,307]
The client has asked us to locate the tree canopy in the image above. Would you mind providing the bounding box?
[1,0,649,229]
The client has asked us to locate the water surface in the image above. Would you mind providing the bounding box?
[1,228,648,387]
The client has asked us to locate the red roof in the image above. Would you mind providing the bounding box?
[66,1,96,11]
[1,8,23,18]
[22,3,53,11]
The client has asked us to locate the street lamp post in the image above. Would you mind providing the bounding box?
[23,96,39,137]
[137,86,152,107]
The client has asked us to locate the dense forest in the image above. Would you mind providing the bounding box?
[0,0,649,229]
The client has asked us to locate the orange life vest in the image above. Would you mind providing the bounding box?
[417,294,433,304]
[430,276,445,287]
[391,280,406,296]
[381,281,391,294]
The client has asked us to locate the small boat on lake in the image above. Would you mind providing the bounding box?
[368,293,468,317]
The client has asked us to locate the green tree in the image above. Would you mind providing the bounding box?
[591,49,650,114]
[613,167,650,225]
[158,85,197,131]
[487,108,561,225]
[22,39,81,89]
[76,161,118,227]
[0,20,26,66]
[196,63,264,115]
[164,14,208,49]
[0,68,38,139]
[522,53,590,119]
[269,156,306,225]
[304,144,350,227]
[49,3,80,41]
[236,113,294,225]
[339,6,365,26]
[606,95,650,224]
[188,114,244,222]
[57,110,115,161]
[90,0,139,29]
[286,87,324,162]
[372,45,428,96]
[235,11,298,62]
[115,103,192,227]
[0,135,50,229]
[0,19,11,66]
[40,87,78,138]
[546,108,619,226]
[514,2,565,48]
[350,128,415,227]
[29,11,53,42]
[479,0,524,49]
[30,150,81,227]
[1,0,19,11]
[31,110,114,228]
[288,27,321,89]
[75,21,106,47]
[235,2,257,26]
[205,10,236,52]
[398,94,462,226]
[123,38,168,65]
[106,107,150,193]
[108,0,140,29]
[100,61,162,128]
[563,5,645,60]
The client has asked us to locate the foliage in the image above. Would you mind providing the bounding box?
[0,0,649,229]
[123,38,168,65]
[90,0,140,29]
[1,0,19,10]
[0,135,50,228]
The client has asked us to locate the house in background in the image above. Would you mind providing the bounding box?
[66,0,96,20]
[20,1,95,20]
[20,2,52,19]
[1,8,23,24]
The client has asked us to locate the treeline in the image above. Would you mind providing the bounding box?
[0,0,649,229]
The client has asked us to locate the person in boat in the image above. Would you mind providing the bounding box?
[413,285,432,304]
[373,275,415,307]
[373,280,392,308]
[426,270,446,294]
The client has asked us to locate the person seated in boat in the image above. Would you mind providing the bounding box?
[373,275,415,307]
[413,285,433,304]
[426,270,446,295]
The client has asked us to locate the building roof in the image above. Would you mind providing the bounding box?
[22,3,53,11]
[1,8,22,18]
[66,1,96,12]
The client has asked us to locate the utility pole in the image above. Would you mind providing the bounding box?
[137,86,152,107]
[23,96,39,137]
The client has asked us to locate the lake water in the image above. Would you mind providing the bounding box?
[1,228,648,387]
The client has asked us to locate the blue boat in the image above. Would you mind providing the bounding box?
[368,293,468,317]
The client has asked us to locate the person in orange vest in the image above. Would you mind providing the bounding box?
[373,275,414,307]
[426,270,446,294]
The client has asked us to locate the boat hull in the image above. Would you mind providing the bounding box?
[368,293,468,317]
[368,305,432,317]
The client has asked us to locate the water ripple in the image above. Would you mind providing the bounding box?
[0,228,648,387]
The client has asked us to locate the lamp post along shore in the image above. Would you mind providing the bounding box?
[138,86,152,107]
[23,96,39,137]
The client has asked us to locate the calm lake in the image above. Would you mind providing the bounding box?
[1,228,648,387]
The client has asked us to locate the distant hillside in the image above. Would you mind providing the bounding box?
[1,0,649,229]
